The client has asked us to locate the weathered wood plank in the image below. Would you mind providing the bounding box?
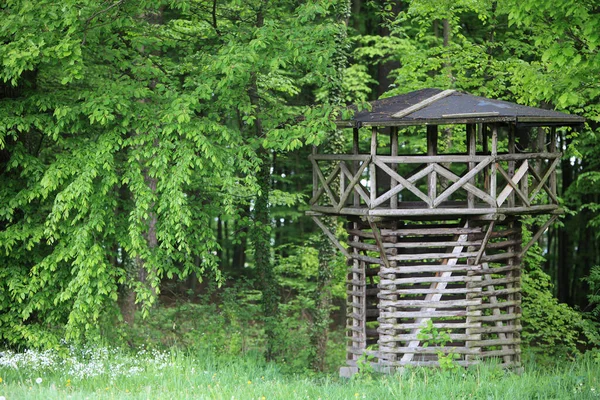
[380,275,482,285]
[388,251,479,261]
[379,333,481,342]
[381,287,482,295]
[379,299,481,308]
[340,161,371,206]
[371,165,434,207]
[391,89,456,118]
[528,157,560,202]
[497,160,530,207]
[433,162,496,206]
[380,264,482,274]
[337,160,370,211]
[312,216,350,258]
[374,159,431,205]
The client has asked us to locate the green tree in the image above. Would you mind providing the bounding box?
[0,0,343,348]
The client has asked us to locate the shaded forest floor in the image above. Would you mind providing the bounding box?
[1,346,599,400]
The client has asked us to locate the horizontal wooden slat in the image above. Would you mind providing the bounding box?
[389,252,479,261]
[378,346,481,355]
[378,322,479,330]
[380,264,481,274]
[469,325,522,334]
[379,333,481,342]
[469,300,520,310]
[379,299,481,308]
[380,275,482,285]
[471,313,521,322]
[379,287,482,295]
[470,276,520,288]
[469,338,521,347]
[380,310,482,318]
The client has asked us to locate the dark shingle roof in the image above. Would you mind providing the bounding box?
[341,89,585,128]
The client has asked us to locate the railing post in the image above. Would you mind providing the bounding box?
[481,124,488,191]
[508,124,516,207]
[390,127,398,209]
[370,127,378,207]
[466,124,476,208]
[353,128,360,207]
[549,127,557,203]
[427,125,438,207]
[490,125,498,201]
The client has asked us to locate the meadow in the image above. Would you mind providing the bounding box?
[1,346,599,400]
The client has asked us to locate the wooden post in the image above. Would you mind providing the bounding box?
[508,125,516,207]
[490,125,498,201]
[370,127,378,206]
[427,125,438,207]
[390,127,399,209]
[466,124,476,209]
[549,127,557,202]
[481,124,489,192]
[353,128,360,207]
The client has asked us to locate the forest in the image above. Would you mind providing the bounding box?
[1,0,600,379]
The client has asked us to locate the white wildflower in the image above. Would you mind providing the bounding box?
[36,377,43,384]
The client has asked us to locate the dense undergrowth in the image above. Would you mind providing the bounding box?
[0,346,599,400]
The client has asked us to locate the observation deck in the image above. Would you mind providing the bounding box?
[309,89,584,219]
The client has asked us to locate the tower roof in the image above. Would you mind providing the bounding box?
[340,88,585,128]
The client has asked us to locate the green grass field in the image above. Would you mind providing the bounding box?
[1,347,599,399]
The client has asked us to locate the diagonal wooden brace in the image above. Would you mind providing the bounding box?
[311,216,350,259]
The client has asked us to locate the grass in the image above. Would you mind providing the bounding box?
[0,347,599,399]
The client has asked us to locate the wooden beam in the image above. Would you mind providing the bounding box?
[520,215,558,257]
[340,162,370,206]
[353,128,360,207]
[497,161,530,207]
[490,124,498,200]
[367,218,391,270]
[374,159,431,205]
[427,125,438,207]
[467,124,476,208]
[432,157,494,207]
[372,165,434,208]
[529,157,561,203]
[390,127,399,209]
[336,161,370,212]
[370,127,377,205]
[309,158,340,207]
[391,89,456,118]
[312,216,350,258]
[443,112,499,118]
[474,220,495,265]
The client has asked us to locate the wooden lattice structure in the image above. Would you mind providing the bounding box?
[308,89,584,374]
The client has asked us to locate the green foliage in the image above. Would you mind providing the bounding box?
[417,319,460,372]
[0,0,345,348]
[520,222,585,360]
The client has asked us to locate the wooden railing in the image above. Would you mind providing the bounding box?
[309,152,561,216]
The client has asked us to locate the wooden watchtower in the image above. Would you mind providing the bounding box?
[308,89,584,374]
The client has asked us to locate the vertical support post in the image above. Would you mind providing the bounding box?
[312,145,318,199]
[390,127,398,209]
[427,125,438,206]
[481,124,489,191]
[466,124,476,209]
[508,124,516,207]
[353,128,360,207]
[549,127,557,202]
[370,127,378,206]
[490,125,498,201]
